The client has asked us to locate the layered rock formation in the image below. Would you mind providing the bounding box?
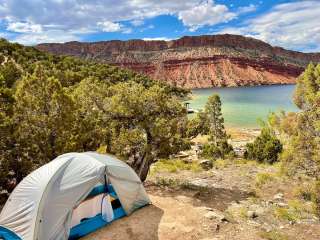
[37,34,320,88]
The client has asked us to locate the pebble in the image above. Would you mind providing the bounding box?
[273,193,284,200]
[247,210,258,219]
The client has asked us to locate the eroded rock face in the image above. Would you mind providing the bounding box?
[36,34,320,88]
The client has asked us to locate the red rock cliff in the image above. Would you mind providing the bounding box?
[36,34,320,88]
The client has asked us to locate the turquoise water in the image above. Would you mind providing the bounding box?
[189,85,299,128]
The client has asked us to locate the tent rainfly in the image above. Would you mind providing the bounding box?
[0,152,151,240]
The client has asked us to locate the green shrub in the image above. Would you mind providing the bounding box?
[244,128,282,164]
[293,184,313,201]
[155,177,180,188]
[255,173,275,188]
[274,207,299,222]
[201,140,234,159]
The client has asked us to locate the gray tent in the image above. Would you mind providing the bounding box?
[0,152,150,240]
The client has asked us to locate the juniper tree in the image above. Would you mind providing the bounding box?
[280,63,320,177]
[204,94,228,145]
[72,79,189,181]
[188,94,233,159]
[13,65,80,173]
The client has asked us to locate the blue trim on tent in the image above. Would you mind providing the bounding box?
[0,226,21,240]
[69,207,126,240]
[68,184,126,240]
[85,184,116,199]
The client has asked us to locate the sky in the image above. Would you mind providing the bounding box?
[0,0,319,52]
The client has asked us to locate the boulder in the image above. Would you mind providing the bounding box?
[199,159,213,170]
[204,209,228,222]
[247,210,258,219]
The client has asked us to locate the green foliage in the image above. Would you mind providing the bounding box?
[244,126,283,164]
[205,94,228,143]
[14,66,80,167]
[279,63,320,177]
[0,39,189,198]
[274,207,299,222]
[186,110,209,138]
[254,173,275,188]
[201,141,234,160]
[75,80,190,181]
[188,94,233,159]
[292,181,315,201]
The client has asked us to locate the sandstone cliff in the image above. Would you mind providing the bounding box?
[36,34,320,88]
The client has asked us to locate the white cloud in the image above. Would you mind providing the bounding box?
[13,30,79,45]
[6,21,42,33]
[142,37,172,41]
[0,0,239,43]
[178,0,236,32]
[97,21,122,32]
[216,1,320,52]
[237,4,257,14]
[131,19,144,27]
[0,0,201,35]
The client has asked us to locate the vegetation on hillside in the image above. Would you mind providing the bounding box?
[188,94,233,159]
[244,124,283,164]
[0,38,189,197]
[250,63,320,216]
[269,63,320,178]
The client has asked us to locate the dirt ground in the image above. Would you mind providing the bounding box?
[82,128,320,240]
[83,162,320,240]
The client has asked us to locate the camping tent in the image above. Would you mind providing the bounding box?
[0,152,150,240]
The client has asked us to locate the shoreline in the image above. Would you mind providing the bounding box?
[187,83,296,91]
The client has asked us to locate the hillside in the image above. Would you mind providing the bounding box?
[0,38,185,95]
[36,34,320,88]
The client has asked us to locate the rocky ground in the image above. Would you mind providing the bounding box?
[84,128,320,240]
[84,161,320,240]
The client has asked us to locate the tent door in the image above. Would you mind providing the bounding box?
[68,184,126,240]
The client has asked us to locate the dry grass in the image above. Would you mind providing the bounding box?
[255,173,275,188]
[259,230,289,240]
[150,159,201,175]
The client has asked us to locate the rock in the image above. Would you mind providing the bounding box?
[204,210,227,222]
[174,151,190,159]
[182,158,193,164]
[215,223,220,232]
[261,225,273,233]
[199,159,213,170]
[247,210,258,219]
[266,200,274,206]
[249,205,265,216]
[276,202,288,207]
[247,220,261,227]
[273,193,284,201]
[189,179,210,189]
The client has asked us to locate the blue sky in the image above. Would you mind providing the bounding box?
[0,0,319,52]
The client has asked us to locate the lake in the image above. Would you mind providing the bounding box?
[188,85,299,128]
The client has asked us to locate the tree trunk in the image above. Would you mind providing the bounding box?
[129,151,153,182]
[129,129,154,182]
